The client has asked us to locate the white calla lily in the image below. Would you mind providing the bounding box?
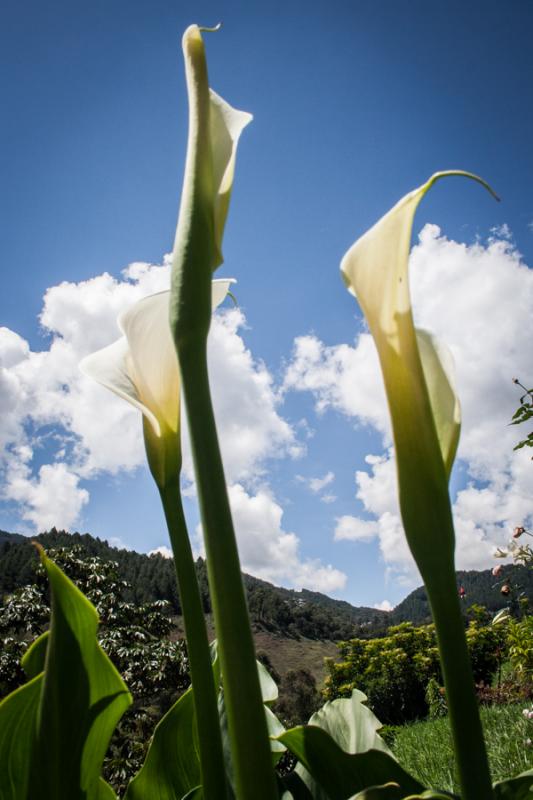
[341,171,498,800]
[341,171,496,571]
[173,25,252,275]
[80,279,233,485]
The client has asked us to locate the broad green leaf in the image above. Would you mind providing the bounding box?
[31,548,131,799]
[182,788,203,800]
[279,726,424,800]
[307,690,391,757]
[0,550,128,800]
[257,659,279,705]
[21,631,49,678]
[256,659,285,761]
[95,778,120,800]
[493,770,533,799]
[292,690,392,799]
[401,792,457,799]
[0,674,41,800]
[265,705,286,762]
[352,786,457,799]
[123,686,201,800]
[278,770,314,799]
[351,785,408,799]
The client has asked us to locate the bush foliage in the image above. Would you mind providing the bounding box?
[324,620,507,725]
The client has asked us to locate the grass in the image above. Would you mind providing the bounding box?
[390,704,533,794]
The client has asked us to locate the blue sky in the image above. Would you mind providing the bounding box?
[1,0,532,608]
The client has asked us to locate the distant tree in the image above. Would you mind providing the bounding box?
[275,668,320,727]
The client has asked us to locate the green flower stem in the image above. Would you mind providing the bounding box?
[425,562,494,800]
[159,482,228,800]
[178,337,278,800]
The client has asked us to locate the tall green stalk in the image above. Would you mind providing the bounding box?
[427,565,493,799]
[159,480,228,800]
[176,337,278,800]
[169,24,277,800]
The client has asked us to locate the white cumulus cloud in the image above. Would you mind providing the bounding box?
[296,470,336,501]
[285,224,533,585]
[374,600,393,612]
[0,256,350,593]
[334,515,379,542]
[195,483,347,593]
[148,546,173,559]
[0,258,300,535]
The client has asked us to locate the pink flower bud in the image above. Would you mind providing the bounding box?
[492,565,503,577]
[513,526,526,539]
[501,584,511,596]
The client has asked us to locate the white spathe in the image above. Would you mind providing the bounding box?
[178,25,252,270]
[80,279,234,438]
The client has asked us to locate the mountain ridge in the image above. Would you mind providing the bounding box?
[1,528,531,641]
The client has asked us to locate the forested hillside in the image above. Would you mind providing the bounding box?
[1,528,531,640]
[393,564,533,622]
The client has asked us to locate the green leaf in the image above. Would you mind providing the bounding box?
[95,778,120,800]
[21,631,49,678]
[0,674,42,800]
[493,770,533,799]
[256,659,286,762]
[265,705,286,763]
[351,786,408,799]
[22,548,130,800]
[306,690,391,757]
[289,690,396,799]
[0,549,127,800]
[279,725,424,800]
[123,686,201,800]
[278,770,314,799]
[257,659,279,705]
[182,788,203,800]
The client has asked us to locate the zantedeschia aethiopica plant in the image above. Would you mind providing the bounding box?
[81,280,234,799]
[341,171,499,800]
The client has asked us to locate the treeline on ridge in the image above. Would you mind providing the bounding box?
[1,528,531,641]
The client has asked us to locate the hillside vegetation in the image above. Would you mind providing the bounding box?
[2,528,531,641]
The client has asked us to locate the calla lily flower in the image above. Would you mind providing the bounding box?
[170,25,252,346]
[79,279,233,487]
[340,170,496,576]
[341,171,498,800]
[178,25,252,270]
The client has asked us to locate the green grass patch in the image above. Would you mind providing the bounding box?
[390,704,533,794]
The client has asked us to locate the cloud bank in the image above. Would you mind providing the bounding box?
[284,224,533,585]
[0,257,346,592]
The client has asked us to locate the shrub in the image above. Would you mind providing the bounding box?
[325,619,505,725]
[507,615,533,687]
